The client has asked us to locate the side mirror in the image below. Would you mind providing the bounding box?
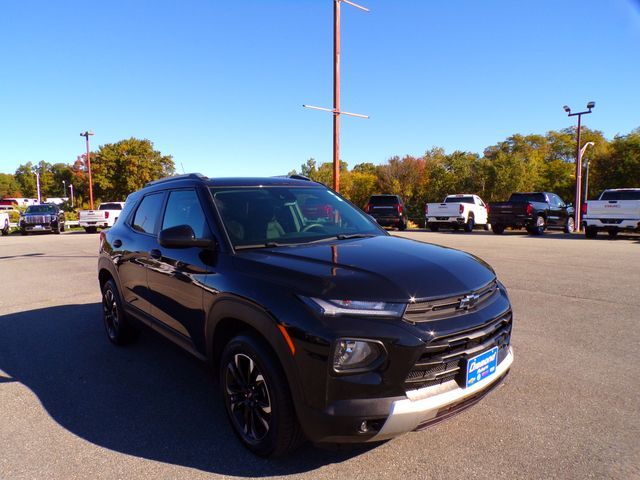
[566,203,573,208]
[158,224,216,249]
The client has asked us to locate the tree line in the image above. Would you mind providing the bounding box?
[290,127,640,220]
[1,128,638,218]
[0,138,175,208]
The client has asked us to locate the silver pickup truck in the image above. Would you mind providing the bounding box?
[582,188,640,238]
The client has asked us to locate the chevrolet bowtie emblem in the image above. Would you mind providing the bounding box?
[459,293,480,310]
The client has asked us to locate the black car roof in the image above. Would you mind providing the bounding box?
[145,174,321,189]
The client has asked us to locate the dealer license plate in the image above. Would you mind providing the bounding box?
[466,346,499,388]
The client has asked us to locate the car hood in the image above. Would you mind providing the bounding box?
[234,235,495,302]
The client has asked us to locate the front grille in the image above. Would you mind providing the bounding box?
[404,312,512,392]
[404,280,498,323]
[23,215,51,224]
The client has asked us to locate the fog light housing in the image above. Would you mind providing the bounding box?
[333,338,385,373]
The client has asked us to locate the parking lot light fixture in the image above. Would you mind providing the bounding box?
[80,130,95,210]
[564,102,595,232]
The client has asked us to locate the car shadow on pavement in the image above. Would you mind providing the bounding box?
[0,304,376,476]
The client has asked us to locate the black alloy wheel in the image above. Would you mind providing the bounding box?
[220,334,303,457]
[101,279,136,345]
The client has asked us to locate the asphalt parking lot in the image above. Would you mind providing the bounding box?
[1,230,638,480]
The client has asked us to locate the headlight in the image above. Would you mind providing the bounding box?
[333,338,385,372]
[301,296,406,317]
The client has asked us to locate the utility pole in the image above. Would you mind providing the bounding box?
[304,0,369,192]
[35,170,41,204]
[581,142,595,201]
[563,102,595,231]
[69,184,74,208]
[80,130,95,210]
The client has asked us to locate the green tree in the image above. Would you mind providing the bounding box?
[90,138,175,201]
[0,173,21,197]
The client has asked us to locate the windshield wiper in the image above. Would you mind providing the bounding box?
[235,242,288,250]
[335,233,376,240]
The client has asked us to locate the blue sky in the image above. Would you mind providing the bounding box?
[1,0,639,177]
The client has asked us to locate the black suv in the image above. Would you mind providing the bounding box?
[364,194,407,230]
[98,174,514,457]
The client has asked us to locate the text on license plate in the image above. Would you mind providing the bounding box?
[466,346,499,388]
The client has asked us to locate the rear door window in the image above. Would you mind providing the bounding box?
[131,193,165,234]
[369,196,399,205]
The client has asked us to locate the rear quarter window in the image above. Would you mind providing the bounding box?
[131,193,165,234]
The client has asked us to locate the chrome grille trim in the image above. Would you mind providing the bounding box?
[403,279,499,323]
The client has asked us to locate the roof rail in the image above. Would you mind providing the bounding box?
[146,173,208,187]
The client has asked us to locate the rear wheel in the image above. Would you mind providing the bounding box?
[220,334,303,457]
[398,220,407,231]
[464,214,475,233]
[85,226,97,234]
[528,216,545,235]
[492,224,505,235]
[428,224,439,232]
[563,217,575,234]
[607,230,618,239]
[584,226,598,239]
[101,279,137,345]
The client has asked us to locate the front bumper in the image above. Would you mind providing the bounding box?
[370,347,513,440]
[21,224,54,232]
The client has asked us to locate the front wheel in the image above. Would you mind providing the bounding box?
[220,334,303,457]
[1,220,8,236]
[398,220,407,231]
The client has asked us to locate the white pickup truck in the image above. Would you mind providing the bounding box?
[78,202,125,233]
[425,194,489,232]
[0,212,10,236]
[582,188,640,238]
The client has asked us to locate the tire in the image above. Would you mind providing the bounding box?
[85,226,97,234]
[464,214,475,233]
[428,224,439,232]
[398,221,407,231]
[101,279,137,345]
[220,334,304,457]
[1,220,8,236]
[585,226,598,239]
[60,222,65,233]
[607,230,618,239]
[492,224,505,235]
[20,229,28,236]
[452,224,460,232]
[528,215,545,235]
[563,217,575,234]
[483,223,490,231]
[53,225,61,234]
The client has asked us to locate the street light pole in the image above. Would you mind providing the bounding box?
[304,0,369,192]
[62,180,66,199]
[69,184,74,208]
[581,142,595,201]
[563,102,595,231]
[80,130,95,210]
[35,170,41,204]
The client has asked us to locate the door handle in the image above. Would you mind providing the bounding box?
[149,249,162,260]
[113,239,122,248]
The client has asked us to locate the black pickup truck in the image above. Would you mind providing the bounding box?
[488,192,574,235]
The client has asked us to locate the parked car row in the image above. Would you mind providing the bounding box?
[79,202,125,233]
[367,188,639,239]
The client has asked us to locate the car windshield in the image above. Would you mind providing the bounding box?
[25,205,56,214]
[600,190,640,201]
[445,196,474,204]
[211,186,383,248]
[508,193,546,203]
